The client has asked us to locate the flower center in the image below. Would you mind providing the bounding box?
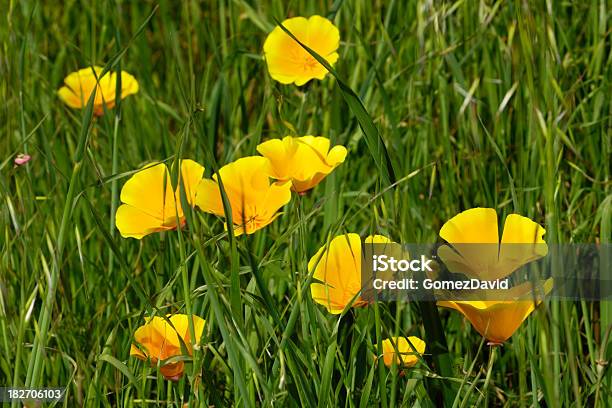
[302,55,319,71]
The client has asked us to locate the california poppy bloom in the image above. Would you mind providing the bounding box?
[380,336,426,368]
[309,234,391,314]
[58,66,139,115]
[263,15,340,86]
[130,314,205,381]
[438,279,553,344]
[194,156,292,235]
[438,208,547,281]
[115,159,204,239]
[257,136,347,193]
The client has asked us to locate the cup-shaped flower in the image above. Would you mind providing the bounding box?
[194,156,292,235]
[58,66,139,115]
[309,234,391,314]
[257,136,347,193]
[438,279,553,344]
[438,208,547,281]
[380,336,426,368]
[263,15,340,86]
[115,159,204,239]
[130,314,205,381]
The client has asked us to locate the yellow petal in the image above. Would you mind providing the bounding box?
[306,15,341,56]
[365,235,392,244]
[131,313,204,379]
[57,86,83,108]
[256,137,299,180]
[381,336,426,367]
[196,157,291,234]
[119,163,178,221]
[130,344,147,360]
[116,162,193,239]
[439,300,538,344]
[168,314,206,346]
[119,71,140,97]
[439,208,499,243]
[309,233,365,314]
[178,159,205,206]
[327,145,348,166]
[214,156,271,202]
[438,279,552,343]
[259,180,293,219]
[257,136,347,193]
[501,214,547,244]
[498,214,548,273]
[194,179,225,216]
[263,15,340,85]
[438,208,501,280]
[58,66,138,113]
[133,316,179,361]
[115,204,174,239]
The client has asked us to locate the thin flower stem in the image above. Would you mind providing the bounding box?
[475,347,497,407]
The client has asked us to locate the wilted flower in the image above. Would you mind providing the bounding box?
[438,279,553,344]
[257,135,347,193]
[14,154,31,166]
[58,66,139,115]
[309,234,391,314]
[130,314,205,381]
[263,15,340,86]
[194,156,292,235]
[380,336,426,368]
[438,208,547,281]
[115,159,204,239]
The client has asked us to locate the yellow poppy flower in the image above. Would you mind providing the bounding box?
[194,156,292,235]
[309,234,391,314]
[263,15,340,86]
[438,208,547,281]
[438,279,553,344]
[380,336,426,368]
[256,135,347,193]
[130,314,205,381]
[58,66,139,115]
[115,159,204,239]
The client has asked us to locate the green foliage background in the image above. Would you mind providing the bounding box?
[1,0,610,406]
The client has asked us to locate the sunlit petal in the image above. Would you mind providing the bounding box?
[257,136,347,193]
[263,15,340,86]
[380,336,426,368]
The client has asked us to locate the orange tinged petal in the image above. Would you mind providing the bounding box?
[438,279,553,344]
[131,314,206,381]
[194,157,292,235]
[257,136,347,193]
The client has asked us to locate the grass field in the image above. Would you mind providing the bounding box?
[1,0,611,406]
